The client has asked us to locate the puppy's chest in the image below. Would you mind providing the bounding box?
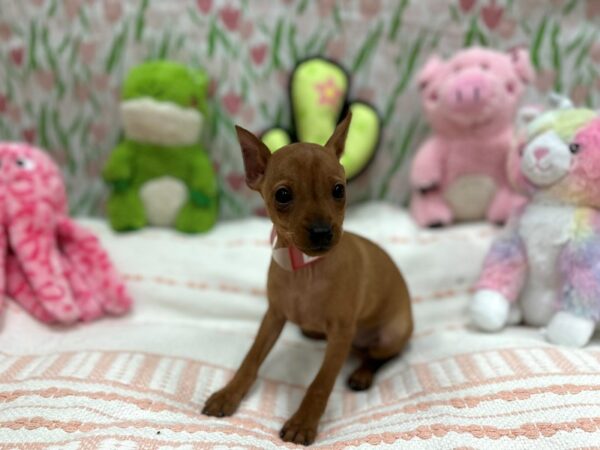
[277,270,332,327]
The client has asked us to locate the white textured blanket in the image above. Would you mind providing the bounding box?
[1,203,599,449]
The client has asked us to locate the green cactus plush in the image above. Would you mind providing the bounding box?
[103,60,218,233]
[262,58,380,181]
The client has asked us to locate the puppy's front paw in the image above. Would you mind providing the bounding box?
[202,388,241,417]
[347,368,373,391]
[280,414,318,446]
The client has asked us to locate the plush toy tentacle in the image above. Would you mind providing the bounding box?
[6,252,55,323]
[8,217,79,323]
[57,217,132,316]
[59,253,104,322]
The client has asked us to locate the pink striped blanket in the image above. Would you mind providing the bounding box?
[1,203,599,448]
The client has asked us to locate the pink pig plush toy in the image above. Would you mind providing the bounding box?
[410,47,535,227]
[0,142,132,324]
[470,106,600,347]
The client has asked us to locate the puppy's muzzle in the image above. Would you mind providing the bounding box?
[308,223,333,248]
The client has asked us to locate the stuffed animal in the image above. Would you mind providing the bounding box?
[261,57,380,180]
[470,107,600,347]
[103,60,218,233]
[410,47,535,227]
[0,142,132,324]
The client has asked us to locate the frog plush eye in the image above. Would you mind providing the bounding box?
[15,157,36,171]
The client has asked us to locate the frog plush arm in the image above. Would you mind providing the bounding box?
[103,142,147,231]
[174,149,218,233]
[102,141,133,189]
[469,215,528,331]
[547,209,600,347]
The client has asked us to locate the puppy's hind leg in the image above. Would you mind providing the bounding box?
[347,314,412,391]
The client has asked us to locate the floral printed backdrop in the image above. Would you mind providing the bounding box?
[0,0,599,218]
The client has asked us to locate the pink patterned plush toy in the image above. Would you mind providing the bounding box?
[410,47,535,227]
[470,107,600,347]
[0,142,132,324]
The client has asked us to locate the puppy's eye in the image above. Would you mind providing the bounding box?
[332,183,345,200]
[569,143,581,154]
[15,157,35,171]
[275,187,293,204]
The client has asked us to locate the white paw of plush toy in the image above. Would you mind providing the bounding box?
[470,106,600,347]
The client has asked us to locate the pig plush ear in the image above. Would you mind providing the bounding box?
[417,55,443,91]
[235,125,272,190]
[509,47,535,84]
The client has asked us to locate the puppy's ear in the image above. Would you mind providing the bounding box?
[325,112,352,159]
[235,125,272,190]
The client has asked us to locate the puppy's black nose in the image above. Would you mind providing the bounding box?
[308,223,333,247]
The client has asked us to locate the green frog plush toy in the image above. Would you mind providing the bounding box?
[103,60,218,233]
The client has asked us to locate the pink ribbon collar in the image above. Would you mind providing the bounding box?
[270,228,323,271]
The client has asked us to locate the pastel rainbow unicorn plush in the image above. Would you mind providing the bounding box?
[470,105,600,346]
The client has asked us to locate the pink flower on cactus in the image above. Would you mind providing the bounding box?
[314,77,343,107]
[222,91,242,115]
[10,47,24,66]
[481,0,503,30]
[459,0,477,13]
[219,6,241,31]
[0,22,11,41]
[250,44,267,66]
[22,128,36,144]
[196,0,212,14]
[104,0,122,23]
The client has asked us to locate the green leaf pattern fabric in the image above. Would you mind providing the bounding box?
[0,0,599,219]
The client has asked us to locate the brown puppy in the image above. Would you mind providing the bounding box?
[202,114,413,445]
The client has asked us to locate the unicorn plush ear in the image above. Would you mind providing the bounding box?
[548,92,574,109]
[517,105,544,129]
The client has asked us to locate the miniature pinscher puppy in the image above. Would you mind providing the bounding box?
[202,113,413,445]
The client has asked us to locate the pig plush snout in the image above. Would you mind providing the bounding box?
[444,69,493,113]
